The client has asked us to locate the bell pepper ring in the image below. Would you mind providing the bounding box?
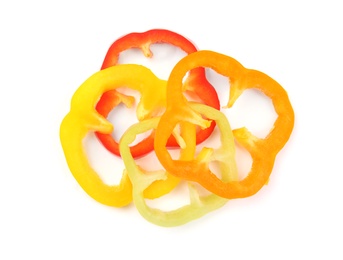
[154,50,295,199]
[119,102,238,227]
[95,29,220,158]
[60,64,187,206]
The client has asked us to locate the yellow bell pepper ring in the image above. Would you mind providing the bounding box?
[60,64,173,207]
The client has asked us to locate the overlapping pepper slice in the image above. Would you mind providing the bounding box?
[119,103,238,227]
[60,64,184,207]
[60,29,294,226]
[154,50,295,199]
[96,29,219,158]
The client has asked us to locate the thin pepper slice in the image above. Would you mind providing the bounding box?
[96,29,219,158]
[119,103,238,227]
[154,50,295,199]
[60,64,182,206]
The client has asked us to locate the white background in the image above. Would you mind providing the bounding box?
[1,0,342,259]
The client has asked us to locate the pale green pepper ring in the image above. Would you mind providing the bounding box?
[119,102,238,227]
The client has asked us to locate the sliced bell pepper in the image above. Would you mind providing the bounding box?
[154,50,295,199]
[95,29,219,158]
[60,64,182,207]
[119,102,238,227]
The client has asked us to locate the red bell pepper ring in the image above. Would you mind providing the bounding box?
[95,29,219,158]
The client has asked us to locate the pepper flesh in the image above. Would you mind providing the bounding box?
[119,103,238,227]
[154,50,295,199]
[60,64,184,206]
[95,29,219,158]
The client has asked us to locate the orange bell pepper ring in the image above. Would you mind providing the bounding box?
[95,29,219,158]
[154,50,295,199]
